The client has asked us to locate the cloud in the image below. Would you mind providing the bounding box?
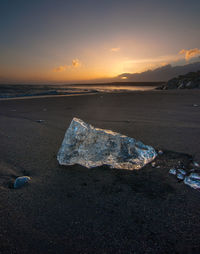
[72,59,81,67]
[111,47,120,52]
[53,59,81,72]
[53,65,67,72]
[179,48,200,60]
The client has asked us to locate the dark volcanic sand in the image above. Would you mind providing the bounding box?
[0,90,200,254]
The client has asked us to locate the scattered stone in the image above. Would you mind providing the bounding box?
[189,173,200,180]
[185,81,196,89]
[193,104,199,107]
[169,166,200,191]
[176,173,184,181]
[184,176,200,190]
[14,176,31,189]
[169,168,176,175]
[178,82,185,89]
[177,169,186,175]
[57,118,157,170]
[193,161,200,167]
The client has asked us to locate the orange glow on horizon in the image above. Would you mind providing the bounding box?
[1,47,198,83]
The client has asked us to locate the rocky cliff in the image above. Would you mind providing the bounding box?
[158,70,200,90]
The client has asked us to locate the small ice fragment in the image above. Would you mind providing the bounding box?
[193,161,200,167]
[176,173,184,180]
[184,176,200,189]
[169,168,176,175]
[14,176,31,189]
[177,169,186,175]
[158,150,163,155]
[189,173,200,180]
[57,118,157,170]
[151,162,156,168]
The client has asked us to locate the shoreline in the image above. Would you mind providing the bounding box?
[0,91,98,101]
[0,83,159,100]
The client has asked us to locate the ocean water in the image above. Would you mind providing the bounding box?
[0,84,158,100]
[64,85,156,92]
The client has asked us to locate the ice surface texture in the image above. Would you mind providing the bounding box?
[57,118,157,170]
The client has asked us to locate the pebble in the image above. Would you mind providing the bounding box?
[189,173,200,180]
[193,161,200,167]
[169,168,176,175]
[177,169,186,175]
[14,176,31,189]
[176,173,184,180]
[184,176,200,190]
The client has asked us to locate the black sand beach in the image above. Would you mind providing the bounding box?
[0,90,200,253]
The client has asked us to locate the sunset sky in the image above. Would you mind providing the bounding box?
[0,0,200,83]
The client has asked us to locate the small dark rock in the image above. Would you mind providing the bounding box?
[14,176,31,189]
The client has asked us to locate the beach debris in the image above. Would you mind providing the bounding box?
[57,117,157,170]
[36,120,45,123]
[158,150,163,155]
[169,168,176,175]
[14,176,31,189]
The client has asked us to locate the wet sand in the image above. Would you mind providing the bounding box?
[0,90,200,253]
